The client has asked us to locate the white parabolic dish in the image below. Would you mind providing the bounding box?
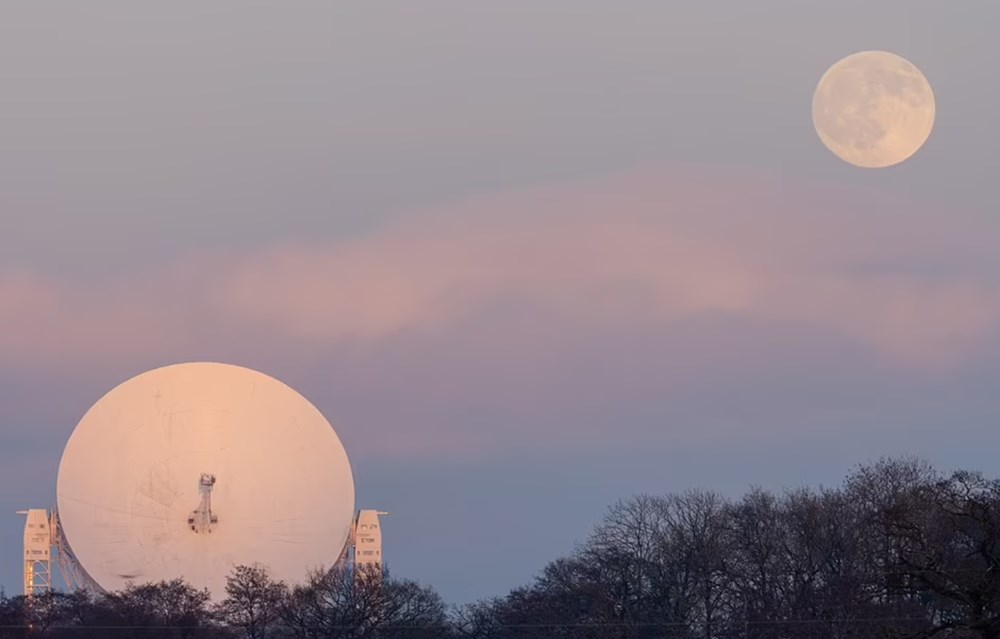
[56,362,356,598]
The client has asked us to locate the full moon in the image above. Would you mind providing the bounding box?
[812,50,935,168]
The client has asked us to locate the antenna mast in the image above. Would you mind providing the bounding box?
[188,473,219,533]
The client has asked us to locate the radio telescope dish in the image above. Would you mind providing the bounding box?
[56,362,355,598]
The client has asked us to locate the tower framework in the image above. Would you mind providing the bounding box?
[17,509,105,595]
[20,507,388,595]
[18,509,52,597]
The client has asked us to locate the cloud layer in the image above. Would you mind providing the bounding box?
[3,167,998,456]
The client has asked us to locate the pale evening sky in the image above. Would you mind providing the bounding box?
[2,0,999,603]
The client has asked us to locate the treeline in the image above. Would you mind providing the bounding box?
[3,457,1000,638]
[456,457,1000,639]
[0,565,445,638]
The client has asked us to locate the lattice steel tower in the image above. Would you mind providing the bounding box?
[17,509,52,597]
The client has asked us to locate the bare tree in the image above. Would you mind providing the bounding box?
[219,565,288,639]
[878,470,1000,639]
[97,578,218,639]
[663,490,730,639]
[585,494,671,636]
[279,564,446,639]
[726,488,786,638]
[451,599,505,639]
[0,590,82,638]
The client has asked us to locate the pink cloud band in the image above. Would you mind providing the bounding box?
[2,168,996,378]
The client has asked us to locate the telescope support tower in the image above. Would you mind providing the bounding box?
[352,510,389,572]
[17,509,104,595]
[18,509,52,597]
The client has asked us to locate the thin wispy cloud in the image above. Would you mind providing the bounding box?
[1,169,994,377]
